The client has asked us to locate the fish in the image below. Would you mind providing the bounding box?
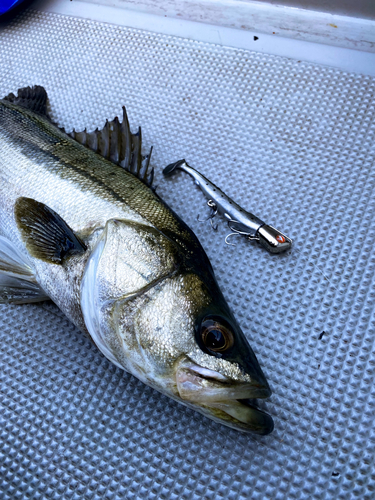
[0,86,273,435]
[163,159,292,253]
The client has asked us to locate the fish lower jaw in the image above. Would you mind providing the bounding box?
[176,362,274,434]
[203,400,274,435]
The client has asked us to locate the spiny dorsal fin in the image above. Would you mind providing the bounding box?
[69,107,154,188]
[3,85,50,118]
[15,198,87,265]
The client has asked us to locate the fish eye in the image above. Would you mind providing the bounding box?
[201,318,234,353]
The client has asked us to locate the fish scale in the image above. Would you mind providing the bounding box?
[0,86,273,435]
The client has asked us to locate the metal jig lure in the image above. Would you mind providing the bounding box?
[163,160,292,254]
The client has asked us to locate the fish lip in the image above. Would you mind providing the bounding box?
[176,360,273,434]
[179,361,272,400]
[209,399,274,435]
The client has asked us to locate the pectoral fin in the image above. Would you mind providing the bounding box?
[15,198,87,265]
[0,235,49,304]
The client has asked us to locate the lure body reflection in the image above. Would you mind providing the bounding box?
[163,160,292,253]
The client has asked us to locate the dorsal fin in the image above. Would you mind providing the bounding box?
[69,107,154,188]
[3,87,154,187]
[3,85,50,118]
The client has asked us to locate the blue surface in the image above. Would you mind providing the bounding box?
[0,0,25,15]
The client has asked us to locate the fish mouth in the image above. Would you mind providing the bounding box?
[176,361,274,435]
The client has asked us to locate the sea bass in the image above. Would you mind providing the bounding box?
[0,86,273,434]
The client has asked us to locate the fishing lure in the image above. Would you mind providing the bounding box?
[163,160,292,254]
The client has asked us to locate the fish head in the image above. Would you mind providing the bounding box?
[81,219,273,434]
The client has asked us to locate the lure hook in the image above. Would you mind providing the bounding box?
[225,232,241,246]
[225,219,260,246]
[197,200,218,230]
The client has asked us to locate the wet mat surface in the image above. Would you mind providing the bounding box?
[0,9,375,499]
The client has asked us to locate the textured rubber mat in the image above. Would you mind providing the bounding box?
[0,9,375,500]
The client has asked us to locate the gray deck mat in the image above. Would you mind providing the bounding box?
[0,9,374,500]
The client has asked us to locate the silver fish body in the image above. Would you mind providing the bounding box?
[0,86,273,434]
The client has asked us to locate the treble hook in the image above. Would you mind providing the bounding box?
[197,200,218,230]
[225,232,241,246]
[225,219,260,246]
